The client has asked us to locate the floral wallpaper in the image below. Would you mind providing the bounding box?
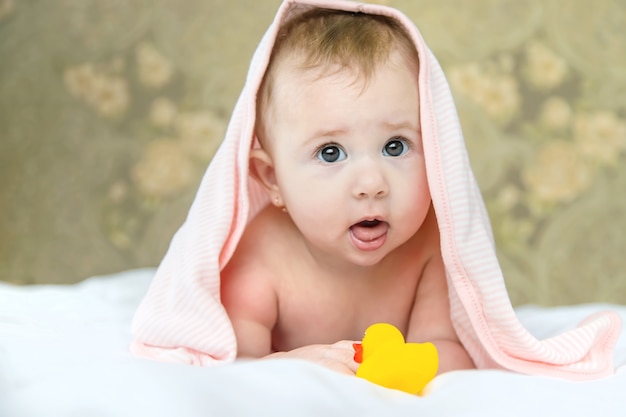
[1,0,625,306]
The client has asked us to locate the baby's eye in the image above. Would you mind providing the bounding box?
[316,144,347,163]
[382,138,410,157]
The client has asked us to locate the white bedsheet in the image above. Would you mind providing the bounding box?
[1,268,625,417]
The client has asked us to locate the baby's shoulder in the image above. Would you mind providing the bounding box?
[244,204,296,246]
[405,204,440,254]
[221,207,280,291]
[227,205,297,271]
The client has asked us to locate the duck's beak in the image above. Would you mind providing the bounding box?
[353,343,363,363]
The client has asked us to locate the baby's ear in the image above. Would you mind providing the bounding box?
[249,148,279,193]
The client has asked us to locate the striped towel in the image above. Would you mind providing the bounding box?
[130,0,621,380]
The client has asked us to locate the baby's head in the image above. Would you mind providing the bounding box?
[256,8,419,149]
[250,8,429,267]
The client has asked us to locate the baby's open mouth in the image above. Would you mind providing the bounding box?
[357,219,382,228]
[350,219,389,245]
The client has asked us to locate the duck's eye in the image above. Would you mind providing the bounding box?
[383,138,410,157]
[316,144,347,163]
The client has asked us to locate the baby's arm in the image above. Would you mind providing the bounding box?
[222,263,358,374]
[220,258,278,358]
[221,208,358,373]
[221,247,358,378]
[222,267,358,374]
[406,253,475,373]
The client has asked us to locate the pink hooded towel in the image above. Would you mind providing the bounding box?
[131,0,621,380]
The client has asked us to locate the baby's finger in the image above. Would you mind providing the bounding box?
[332,340,360,351]
[331,340,361,373]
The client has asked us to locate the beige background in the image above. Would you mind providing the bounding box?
[1,0,625,306]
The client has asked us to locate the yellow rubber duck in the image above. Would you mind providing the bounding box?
[353,323,439,395]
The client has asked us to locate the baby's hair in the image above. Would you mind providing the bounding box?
[256,8,419,146]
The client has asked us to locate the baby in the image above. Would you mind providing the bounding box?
[220,8,475,375]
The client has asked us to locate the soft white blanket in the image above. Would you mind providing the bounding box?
[1,269,625,417]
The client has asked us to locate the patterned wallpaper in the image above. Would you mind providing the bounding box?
[1,0,625,306]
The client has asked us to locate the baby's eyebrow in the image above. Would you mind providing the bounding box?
[305,127,349,143]
[382,120,418,132]
[304,121,419,144]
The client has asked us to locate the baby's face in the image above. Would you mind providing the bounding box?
[264,52,430,266]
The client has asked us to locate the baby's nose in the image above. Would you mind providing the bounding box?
[352,167,389,199]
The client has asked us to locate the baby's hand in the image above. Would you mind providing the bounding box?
[269,340,359,375]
